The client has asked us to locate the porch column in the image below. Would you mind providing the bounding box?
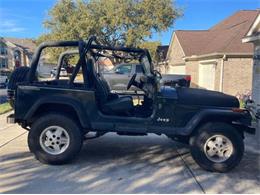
[252,42,260,106]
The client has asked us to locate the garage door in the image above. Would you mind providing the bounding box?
[168,65,186,74]
[199,64,216,90]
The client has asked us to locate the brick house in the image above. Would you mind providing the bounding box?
[0,37,36,70]
[166,10,259,96]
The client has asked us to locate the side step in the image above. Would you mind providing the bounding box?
[117,132,147,136]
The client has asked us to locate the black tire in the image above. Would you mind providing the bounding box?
[189,122,244,173]
[28,113,83,165]
[7,67,31,108]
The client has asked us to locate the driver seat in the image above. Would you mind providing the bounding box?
[87,58,134,115]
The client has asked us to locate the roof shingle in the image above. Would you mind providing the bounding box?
[4,37,36,53]
[175,10,259,56]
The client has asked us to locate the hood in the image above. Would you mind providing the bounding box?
[176,88,239,108]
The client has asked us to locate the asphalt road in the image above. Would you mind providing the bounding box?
[0,112,259,193]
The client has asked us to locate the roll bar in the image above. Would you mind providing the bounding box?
[27,36,149,83]
[28,40,80,82]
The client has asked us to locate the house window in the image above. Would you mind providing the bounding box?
[198,63,216,91]
[0,58,8,68]
[0,42,8,55]
[169,64,186,74]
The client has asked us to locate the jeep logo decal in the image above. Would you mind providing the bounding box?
[157,117,170,122]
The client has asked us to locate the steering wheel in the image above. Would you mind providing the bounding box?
[127,73,137,90]
[153,70,162,79]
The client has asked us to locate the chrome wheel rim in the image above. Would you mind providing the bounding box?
[39,126,70,155]
[203,135,233,163]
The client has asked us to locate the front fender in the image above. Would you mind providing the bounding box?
[182,109,254,135]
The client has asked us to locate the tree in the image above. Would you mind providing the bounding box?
[138,41,161,62]
[38,0,182,63]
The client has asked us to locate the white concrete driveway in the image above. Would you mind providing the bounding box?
[0,112,259,193]
[0,89,7,96]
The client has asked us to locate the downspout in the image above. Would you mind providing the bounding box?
[219,54,226,92]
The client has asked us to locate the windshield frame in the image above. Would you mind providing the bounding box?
[140,54,153,76]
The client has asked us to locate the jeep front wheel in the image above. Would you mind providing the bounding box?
[189,122,244,172]
[28,113,83,165]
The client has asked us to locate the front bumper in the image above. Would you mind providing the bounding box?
[232,110,257,134]
[244,125,256,134]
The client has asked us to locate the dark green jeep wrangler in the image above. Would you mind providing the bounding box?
[7,37,255,172]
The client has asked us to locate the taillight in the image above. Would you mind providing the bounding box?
[185,75,191,81]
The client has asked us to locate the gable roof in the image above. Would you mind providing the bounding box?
[173,10,259,57]
[3,37,36,53]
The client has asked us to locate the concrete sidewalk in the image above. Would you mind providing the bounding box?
[0,112,259,193]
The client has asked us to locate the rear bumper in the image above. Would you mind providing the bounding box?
[7,114,15,124]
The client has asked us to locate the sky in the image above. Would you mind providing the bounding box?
[0,0,259,45]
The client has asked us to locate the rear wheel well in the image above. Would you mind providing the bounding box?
[30,103,83,129]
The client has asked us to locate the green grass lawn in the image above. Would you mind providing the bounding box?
[239,99,246,108]
[0,102,12,115]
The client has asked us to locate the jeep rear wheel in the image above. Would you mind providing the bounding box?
[7,67,38,108]
[7,67,31,108]
[28,113,83,165]
[189,122,244,172]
